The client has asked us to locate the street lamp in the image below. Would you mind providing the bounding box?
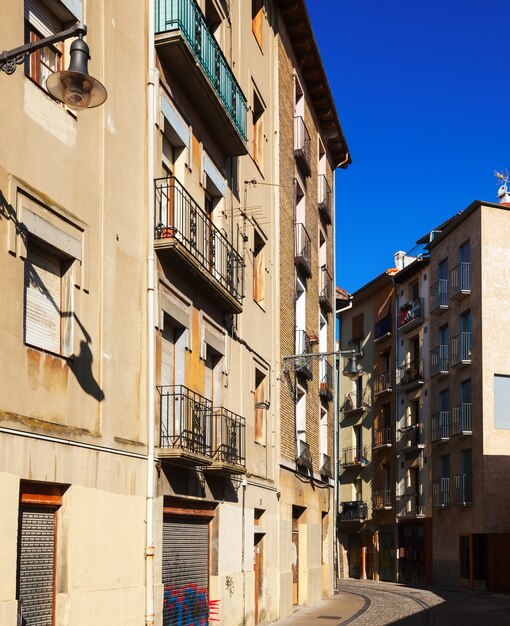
[0,22,107,110]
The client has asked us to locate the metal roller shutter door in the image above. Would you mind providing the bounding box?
[162,516,209,591]
[18,506,55,626]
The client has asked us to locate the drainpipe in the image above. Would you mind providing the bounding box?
[146,0,158,624]
[392,276,400,584]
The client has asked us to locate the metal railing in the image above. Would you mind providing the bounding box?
[211,407,245,467]
[450,332,471,366]
[294,116,311,175]
[430,279,448,312]
[296,439,312,471]
[451,403,472,435]
[155,176,243,303]
[374,427,392,448]
[340,446,369,467]
[374,371,392,395]
[432,478,451,507]
[450,262,471,298]
[397,358,424,388]
[431,411,450,441]
[374,314,392,340]
[320,453,332,479]
[319,360,333,399]
[339,501,368,522]
[398,297,424,329]
[397,493,424,518]
[373,489,392,510]
[452,474,473,505]
[318,174,332,223]
[158,385,212,456]
[319,266,333,311]
[155,0,247,140]
[431,345,449,376]
[295,329,313,379]
[397,425,423,451]
[343,391,365,414]
[294,223,312,277]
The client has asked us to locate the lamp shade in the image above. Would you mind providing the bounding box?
[46,37,106,110]
[343,354,363,380]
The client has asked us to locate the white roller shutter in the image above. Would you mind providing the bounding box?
[24,246,62,354]
[204,353,214,404]
[161,326,175,386]
[25,0,62,36]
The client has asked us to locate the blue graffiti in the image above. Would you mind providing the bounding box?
[163,583,216,626]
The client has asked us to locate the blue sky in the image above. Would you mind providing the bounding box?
[307,0,510,293]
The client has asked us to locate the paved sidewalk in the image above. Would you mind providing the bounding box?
[270,591,367,626]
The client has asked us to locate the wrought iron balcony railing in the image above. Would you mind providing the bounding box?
[155,0,247,143]
[374,371,392,396]
[397,493,424,518]
[374,427,392,449]
[158,385,212,457]
[431,411,450,442]
[398,297,424,331]
[155,176,243,306]
[318,174,332,224]
[296,439,312,472]
[340,446,369,468]
[431,345,449,376]
[397,425,424,452]
[373,489,392,510]
[343,391,366,415]
[294,116,311,176]
[340,500,368,522]
[295,329,313,380]
[211,407,246,468]
[397,358,424,390]
[452,474,473,505]
[451,403,472,436]
[432,478,451,507]
[319,360,333,400]
[430,279,448,313]
[374,314,392,341]
[295,223,312,278]
[319,266,333,312]
[450,332,471,367]
[320,453,332,479]
[450,262,471,299]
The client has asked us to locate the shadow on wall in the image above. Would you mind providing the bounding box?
[1,189,105,402]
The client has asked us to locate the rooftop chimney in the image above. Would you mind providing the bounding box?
[394,251,406,271]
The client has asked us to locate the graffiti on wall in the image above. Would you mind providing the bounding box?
[163,584,220,626]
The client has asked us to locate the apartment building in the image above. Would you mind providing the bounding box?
[0,1,349,625]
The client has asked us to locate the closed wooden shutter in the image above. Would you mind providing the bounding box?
[18,506,56,626]
[24,246,62,354]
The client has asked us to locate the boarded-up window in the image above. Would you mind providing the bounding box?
[254,368,267,444]
[253,230,265,305]
[352,313,364,341]
[252,0,263,48]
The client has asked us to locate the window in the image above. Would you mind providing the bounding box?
[494,375,510,429]
[438,258,448,280]
[461,449,473,504]
[320,405,328,457]
[252,89,265,167]
[296,384,306,442]
[411,281,419,301]
[351,313,364,341]
[254,368,267,444]
[253,229,265,305]
[252,0,264,48]
[459,240,471,263]
[204,345,223,407]
[24,240,73,356]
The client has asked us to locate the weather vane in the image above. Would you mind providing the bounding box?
[494,169,509,200]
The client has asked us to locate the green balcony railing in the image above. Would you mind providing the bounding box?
[155,0,247,141]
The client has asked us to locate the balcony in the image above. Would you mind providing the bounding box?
[452,474,473,506]
[319,360,334,401]
[339,500,368,523]
[295,330,313,380]
[158,385,213,466]
[373,489,392,510]
[295,223,312,278]
[294,116,311,176]
[397,425,424,454]
[431,345,449,377]
[431,411,450,442]
[318,175,332,224]
[397,493,424,518]
[432,478,451,507]
[340,446,370,468]
[342,391,366,417]
[430,279,448,314]
[374,427,392,449]
[319,266,333,312]
[451,403,472,436]
[320,453,332,480]
[398,297,424,332]
[374,315,392,342]
[296,439,313,473]
[450,332,471,367]
[155,0,247,155]
[397,359,424,392]
[155,176,243,313]
[206,408,246,475]
[450,262,471,299]
[374,371,392,397]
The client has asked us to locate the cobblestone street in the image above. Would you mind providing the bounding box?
[273,579,510,626]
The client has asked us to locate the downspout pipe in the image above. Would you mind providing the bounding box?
[146,1,158,623]
[391,276,400,584]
